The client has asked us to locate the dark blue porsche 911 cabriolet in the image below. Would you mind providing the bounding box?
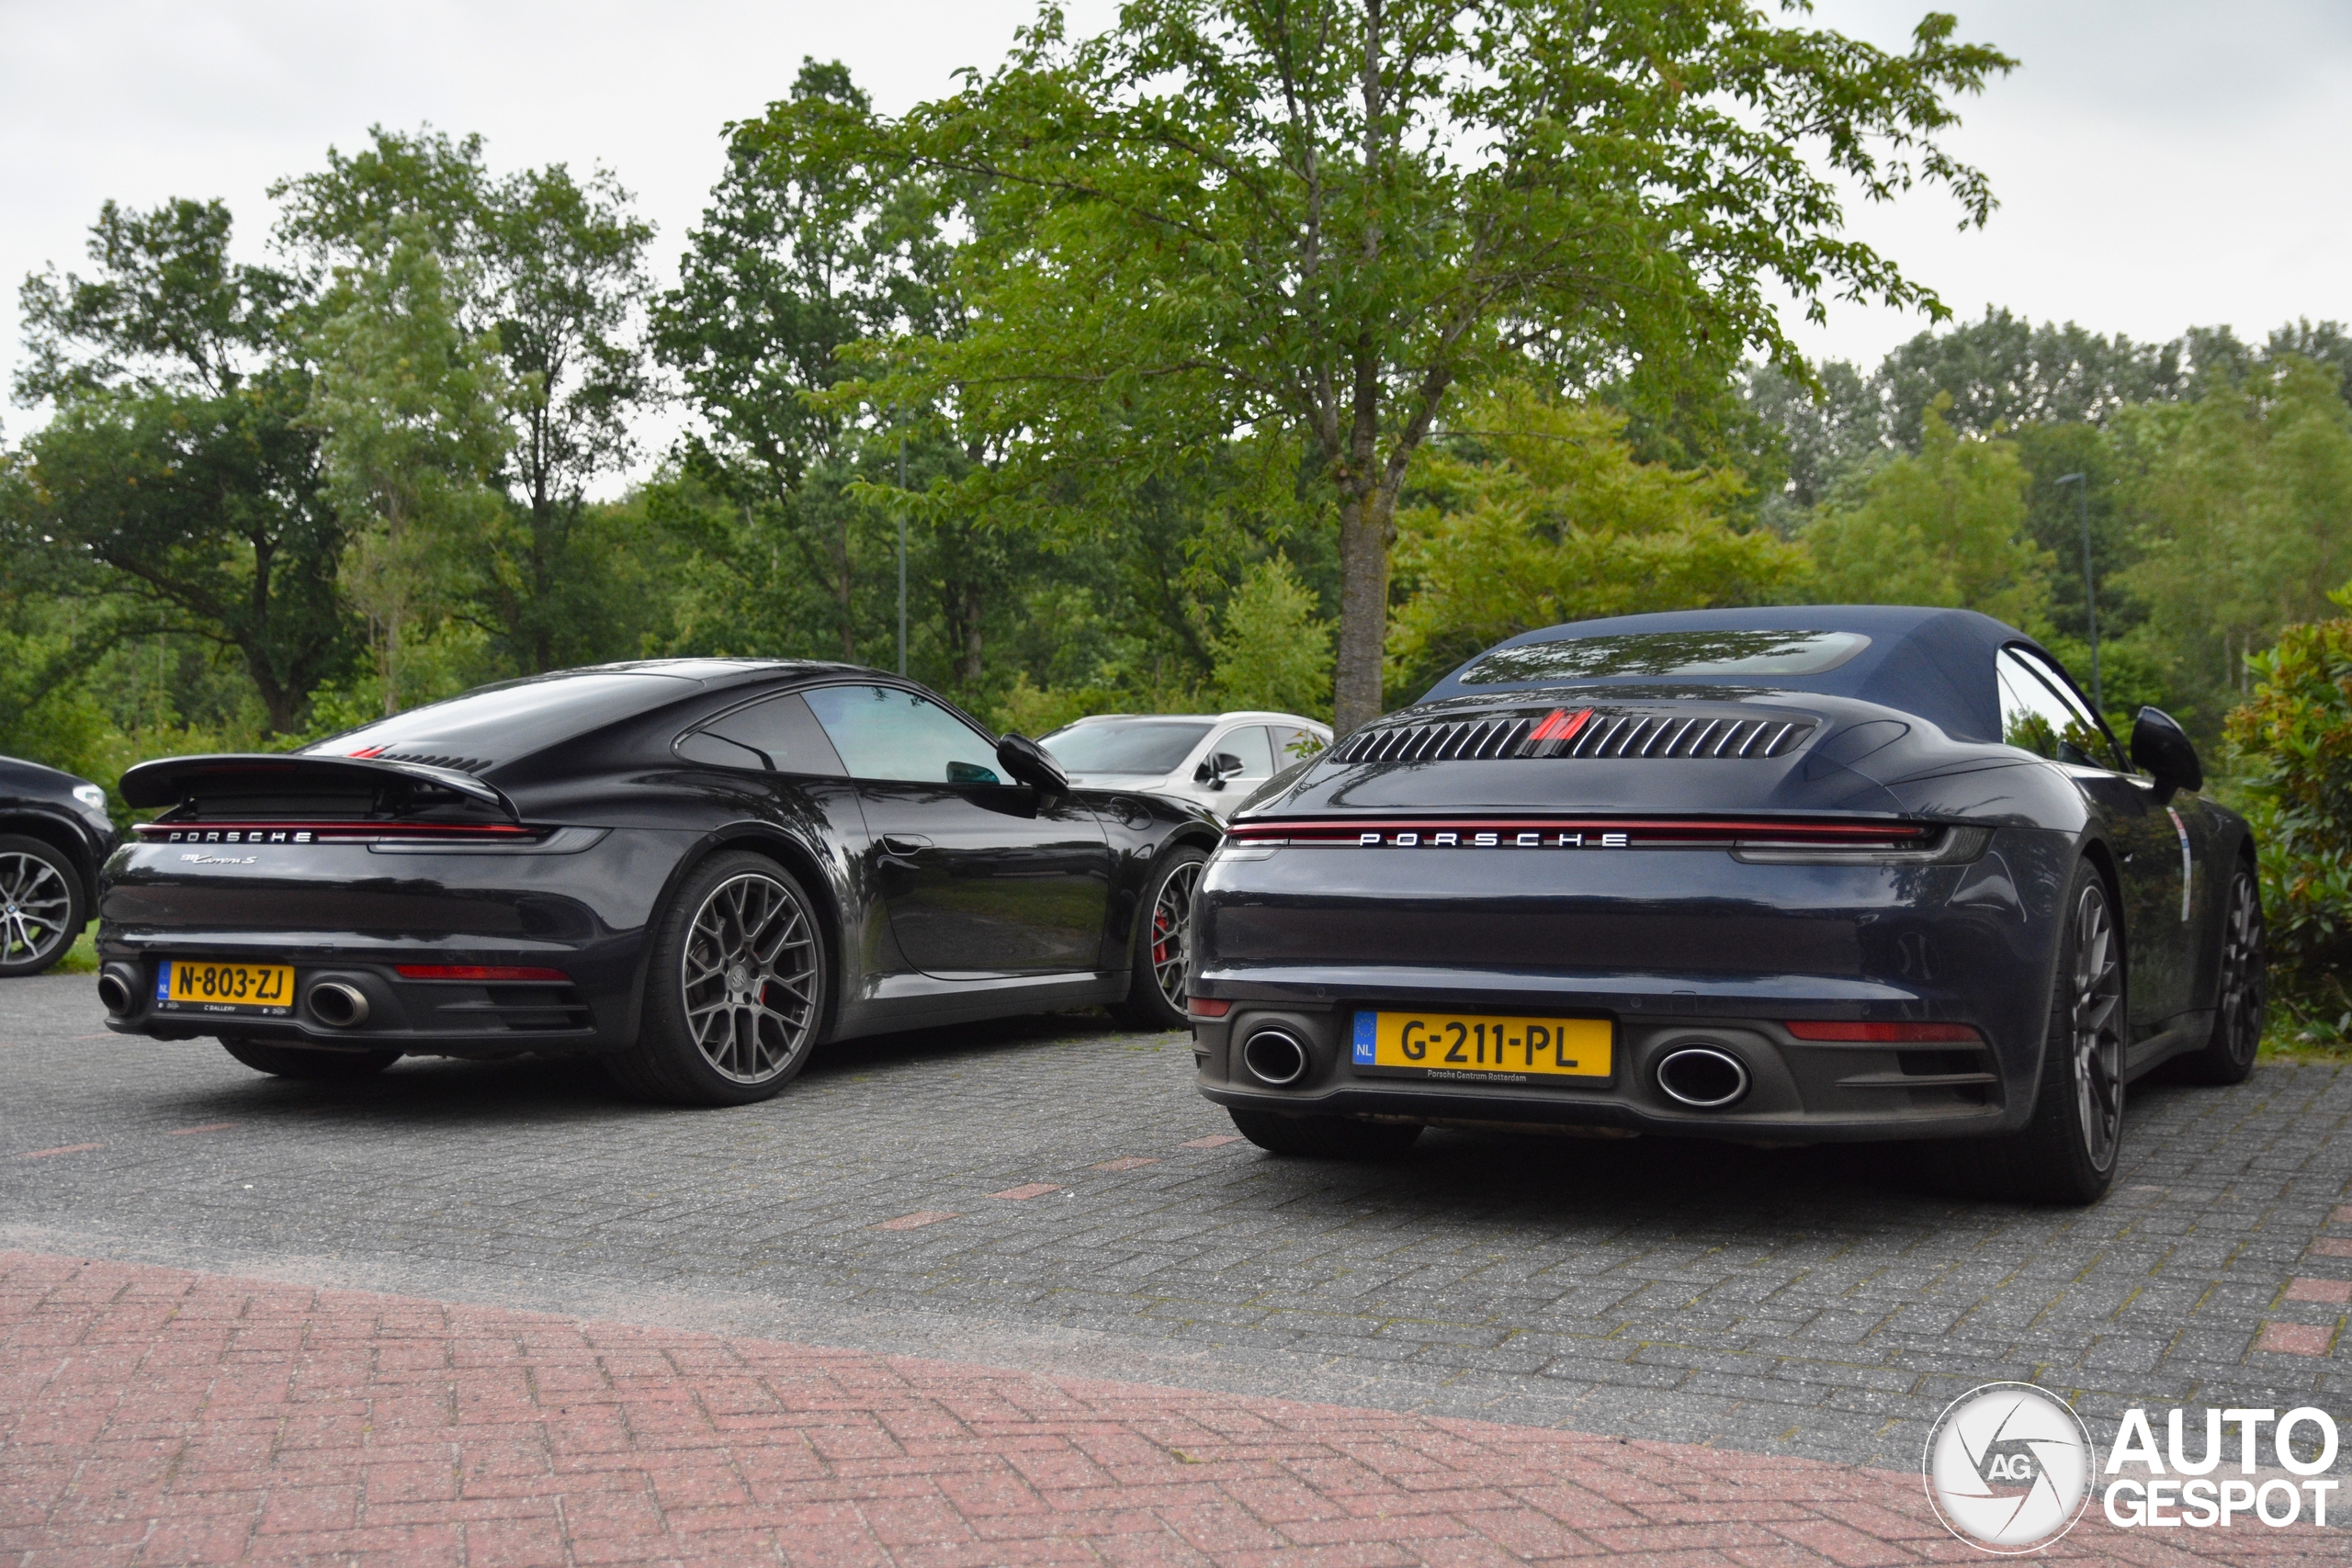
[1185,606,2266,1205]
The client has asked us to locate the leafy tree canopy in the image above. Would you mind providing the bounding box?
[856,0,2012,728]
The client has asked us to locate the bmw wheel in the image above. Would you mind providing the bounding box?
[1110,844,1208,1031]
[2169,861,2267,1085]
[607,852,829,1106]
[0,834,84,977]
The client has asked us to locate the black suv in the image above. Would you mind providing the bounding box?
[0,754,119,976]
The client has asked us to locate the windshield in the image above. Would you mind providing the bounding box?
[1040,719,1213,775]
[308,672,697,765]
[1461,630,1871,685]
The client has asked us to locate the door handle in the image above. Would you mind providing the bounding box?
[879,834,933,855]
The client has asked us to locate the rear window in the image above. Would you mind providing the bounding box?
[309,672,697,766]
[1041,720,1213,775]
[1461,630,1871,685]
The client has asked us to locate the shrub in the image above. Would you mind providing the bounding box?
[2225,597,2352,1032]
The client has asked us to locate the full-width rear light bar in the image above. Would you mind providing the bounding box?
[136,821,537,844]
[395,965,571,982]
[1783,1021,1984,1043]
[1226,818,1929,848]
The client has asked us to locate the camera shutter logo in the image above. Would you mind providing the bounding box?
[1922,1382,2092,1551]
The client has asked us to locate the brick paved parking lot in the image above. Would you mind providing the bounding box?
[4,970,2350,1561]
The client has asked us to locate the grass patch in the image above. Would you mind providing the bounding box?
[2259,1021,2352,1065]
[52,928,100,976]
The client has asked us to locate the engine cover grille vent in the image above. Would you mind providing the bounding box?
[379,752,492,775]
[1330,708,1815,764]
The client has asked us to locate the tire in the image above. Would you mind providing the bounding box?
[220,1037,402,1079]
[0,833,85,977]
[1924,859,2124,1206]
[1110,844,1208,1031]
[2166,860,2267,1086]
[604,852,830,1107]
[1228,1107,1422,1159]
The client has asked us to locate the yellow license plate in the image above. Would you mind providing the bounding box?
[1351,1010,1611,1082]
[159,959,296,1014]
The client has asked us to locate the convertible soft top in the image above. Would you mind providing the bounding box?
[1418,605,2047,745]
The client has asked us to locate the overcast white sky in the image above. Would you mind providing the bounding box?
[5,0,2348,480]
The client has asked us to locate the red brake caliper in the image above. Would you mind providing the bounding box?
[1152,910,1173,966]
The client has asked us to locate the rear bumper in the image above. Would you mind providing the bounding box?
[1189,826,2075,1143]
[93,827,692,1056]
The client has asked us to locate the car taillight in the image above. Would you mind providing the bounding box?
[1783,1021,1983,1043]
[395,965,571,982]
[1186,997,1232,1018]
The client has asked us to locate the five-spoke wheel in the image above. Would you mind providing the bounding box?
[0,835,82,977]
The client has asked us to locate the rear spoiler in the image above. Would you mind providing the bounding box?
[119,753,520,820]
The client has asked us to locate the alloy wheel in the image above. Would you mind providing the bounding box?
[2070,883,2125,1168]
[0,850,72,967]
[1149,858,1204,1013]
[2214,870,2267,1071]
[680,873,819,1085]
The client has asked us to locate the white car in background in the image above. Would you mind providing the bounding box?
[1039,712,1333,820]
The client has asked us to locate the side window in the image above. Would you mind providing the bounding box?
[1996,649,2120,770]
[1269,724,1326,763]
[678,692,846,775]
[803,684,1002,784]
[1219,726,1278,780]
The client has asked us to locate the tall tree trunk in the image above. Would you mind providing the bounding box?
[1333,485,1392,734]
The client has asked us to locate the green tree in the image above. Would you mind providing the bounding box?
[274,127,656,671]
[653,62,935,662]
[1387,386,1805,696]
[1210,556,1334,718]
[8,197,347,734]
[304,221,512,714]
[2114,355,2352,735]
[867,0,2011,728]
[1803,400,2049,627]
[2225,599,2352,1032]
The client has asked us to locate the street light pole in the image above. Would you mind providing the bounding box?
[2055,472,2100,715]
[897,426,909,678]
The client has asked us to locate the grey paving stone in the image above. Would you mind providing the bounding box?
[5,970,2350,1475]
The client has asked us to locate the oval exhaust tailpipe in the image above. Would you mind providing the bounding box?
[1656,1045,1750,1110]
[96,971,132,1018]
[307,981,371,1028]
[1241,1027,1309,1087]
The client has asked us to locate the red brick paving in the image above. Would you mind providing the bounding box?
[874,1213,960,1233]
[2254,1322,2337,1357]
[988,1183,1062,1201]
[2307,1238,2352,1259]
[2285,1279,2352,1305]
[17,1144,103,1160]
[0,1253,2335,1565]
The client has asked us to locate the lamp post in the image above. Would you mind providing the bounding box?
[2054,471,2101,715]
[897,433,909,677]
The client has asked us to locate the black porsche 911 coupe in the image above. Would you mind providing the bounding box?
[96,661,1222,1102]
[1189,606,2266,1204]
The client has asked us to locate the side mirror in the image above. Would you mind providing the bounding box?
[995,732,1070,795]
[1194,751,1246,790]
[2130,706,2203,795]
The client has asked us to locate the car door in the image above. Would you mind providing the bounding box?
[803,683,1114,977]
[1996,648,2188,1037]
